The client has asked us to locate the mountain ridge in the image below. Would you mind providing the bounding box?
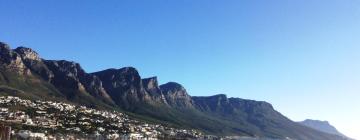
[0,41,348,140]
[299,119,353,139]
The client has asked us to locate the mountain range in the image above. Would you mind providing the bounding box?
[0,41,350,140]
[299,119,352,139]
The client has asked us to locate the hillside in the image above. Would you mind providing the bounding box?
[0,41,348,140]
[299,119,352,139]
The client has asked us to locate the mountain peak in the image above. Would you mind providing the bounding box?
[0,42,10,51]
[14,46,37,52]
[143,76,159,89]
[193,94,228,102]
[299,119,348,138]
[303,119,330,125]
[160,82,185,91]
[0,42,30,74]
[142,77,168,104]
[14,46,41,61]
[119,66,137,71]
[211,94,227,99]
[0,42,12,58]
[160,82,193,108]
[96,67,139,76]
[92,67,141,84]
[44,60,83,74]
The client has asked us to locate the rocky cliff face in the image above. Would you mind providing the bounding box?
[14,47,54,81]
[0,43,66,101]
[92,67,152,109]
[192,94,231,112]
[4,45,114,104]
[43,60,114,104]
[142,77,168,104]
[160,82,194,108]
[0,43,30,75]
[14,47,41,61]
[44,60,88,95]
[0,41,348,140]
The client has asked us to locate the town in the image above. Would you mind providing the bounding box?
[0,96,206,139]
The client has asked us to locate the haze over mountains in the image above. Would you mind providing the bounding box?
[0,41,351,140]
[299,119,352,139]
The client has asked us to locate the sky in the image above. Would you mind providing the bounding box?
[0,0,359,139]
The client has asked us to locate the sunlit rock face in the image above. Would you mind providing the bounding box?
[14,47,54,81]
[14,47,41,61]
[142,76,168,105]
[160,82,194,108]
[0,42,30,75]
[0,41,350,140]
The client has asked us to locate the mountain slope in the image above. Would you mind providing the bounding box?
[192,95,347,139]
[1,42,115,110]
[0,42,65,101]
[299,119,351,139]
[0,41,348,140]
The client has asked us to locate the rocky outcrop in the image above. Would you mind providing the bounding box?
[0,41,348,140]
[0,43,30,75]
[142,77,160,95]
[43,60,114,104]
[93,67,151,109]
[14,47,41,61]
[193,94,277,117]
[14,47,54,81]
[0,42,14,64]
[44,60,88,95]
[192,94,230,112]
[2,44,114,105]
[81,74,114,103]
[160,82,194,108]
[142,77,168,104]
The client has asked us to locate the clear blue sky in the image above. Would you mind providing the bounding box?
[1,0,359,139]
